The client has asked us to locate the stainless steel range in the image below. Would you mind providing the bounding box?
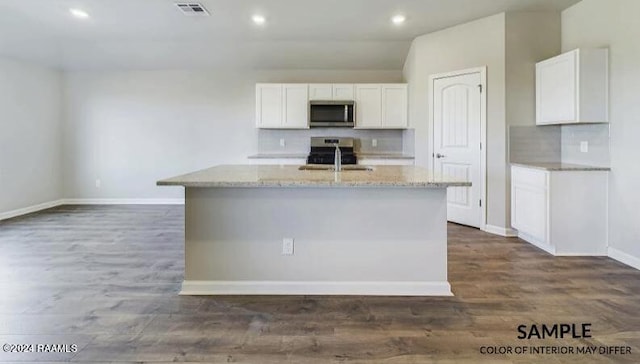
[307,137,357,165]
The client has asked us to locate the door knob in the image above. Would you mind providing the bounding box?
[436,153,446,159]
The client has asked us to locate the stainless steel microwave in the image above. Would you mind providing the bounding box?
[309,100,355,127]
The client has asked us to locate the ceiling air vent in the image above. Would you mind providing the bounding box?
[175,3,210,16]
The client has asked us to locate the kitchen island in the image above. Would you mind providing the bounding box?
[157,165,470,296]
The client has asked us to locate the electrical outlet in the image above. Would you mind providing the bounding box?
[580,141,589,153]
[282,238,294,255]
[372,139,378,147]
[95,179,101,188]
[279,138,286,147]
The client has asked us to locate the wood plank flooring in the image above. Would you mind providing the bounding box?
[1,205,639,363]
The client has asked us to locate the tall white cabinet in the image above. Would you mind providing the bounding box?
[535,48,608,125]
[511,164,609,256]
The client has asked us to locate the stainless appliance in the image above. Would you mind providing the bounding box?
[307,137,357,165]
[309,100,355,127]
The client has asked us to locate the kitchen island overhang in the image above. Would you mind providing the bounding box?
[158,165,470,296]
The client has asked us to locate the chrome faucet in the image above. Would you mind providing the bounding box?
[334,144,342,172]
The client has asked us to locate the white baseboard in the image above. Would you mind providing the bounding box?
[608,247,640,271]
[518,231,556,255]
[483,224,518,237]
[180,280,453,296]
[0,199,65,221]
[0,198,185,220]
[61,198,184,205]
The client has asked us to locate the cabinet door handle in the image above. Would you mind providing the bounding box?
[436,153,446,159]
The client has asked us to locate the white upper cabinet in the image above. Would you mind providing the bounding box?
[536,48,608,125]
[257,83,406,129]
[308,84,355,100]
[255,84,283,128]
[382,84,408,128]
[256,84,308,129]
[355,84,408,129]
[308,84,333,100]
[332,84,355,100]
[355,84,383,128]
[282,84,309,128]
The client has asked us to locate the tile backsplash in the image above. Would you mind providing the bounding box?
[561,124,610,167]
[258,128,405,154]
[509,123,610,167]
[509,125,561,163]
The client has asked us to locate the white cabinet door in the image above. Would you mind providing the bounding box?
[355,84,382,128]
[536,48,608,125]
[536,50,577,125]
[332,84,355,100]
[512,183,547,242]
[308,84,332,100]
[282,84,309,128]
[256,84,283,128]
[381,84,408,128]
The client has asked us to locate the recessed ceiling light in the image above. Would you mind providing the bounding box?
[252,15,266,25]
[391,14,406,25]
[69,8,90,19]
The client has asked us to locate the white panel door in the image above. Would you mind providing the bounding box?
[433,73,482,228]
[282,84,309,128]
[355,84,382,128]
[256,84,283,128]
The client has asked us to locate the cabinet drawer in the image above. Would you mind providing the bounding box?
[512,166,548,188]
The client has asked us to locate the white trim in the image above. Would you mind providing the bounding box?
[608,247,640,271]
[0,199,65,221]
[0,198,185,220]
[61,198,184,205]
[428,67,487,230]
[180,280,453,296]
[518,231,556,255]
[483,224,518,237]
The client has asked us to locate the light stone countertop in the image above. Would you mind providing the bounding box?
[157,165,470,188]
[511,162,611,171]
[247,152,415,160]
[356,153,415,160]
[247,153,308,159]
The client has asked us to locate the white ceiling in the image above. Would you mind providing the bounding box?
[0,0,580,70]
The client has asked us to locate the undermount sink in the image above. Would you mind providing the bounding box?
[298,165,375,172]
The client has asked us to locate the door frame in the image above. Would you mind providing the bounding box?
[428,66,487,230]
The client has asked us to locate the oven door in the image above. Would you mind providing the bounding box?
[309,101,355,127]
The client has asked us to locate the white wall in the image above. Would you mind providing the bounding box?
[0,57,62,215]
[62,69,401,199]
[562,0,640,262]
[402,13,507,230]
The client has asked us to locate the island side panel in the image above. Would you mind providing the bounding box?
[183,186,449,295]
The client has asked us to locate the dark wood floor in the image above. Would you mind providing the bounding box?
[1,205,639,363]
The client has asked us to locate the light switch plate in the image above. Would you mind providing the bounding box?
[282,238,294,255]
[372,139,378,147]
[279,138,286,147]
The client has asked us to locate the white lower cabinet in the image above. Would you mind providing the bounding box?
[510,165,608,256]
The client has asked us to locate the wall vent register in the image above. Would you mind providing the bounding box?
[175,3,210,16]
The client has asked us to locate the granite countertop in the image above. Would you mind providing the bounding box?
[356,153,415,160]
[511,162,611,171]
[248,152,415,160]
[247,153,307,159]
[157,165,470,188]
